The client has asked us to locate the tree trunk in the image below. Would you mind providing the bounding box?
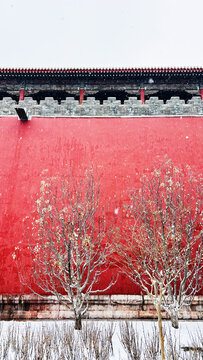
[75,314,82,330]
[171,310,179,329]
[157,303,165,360]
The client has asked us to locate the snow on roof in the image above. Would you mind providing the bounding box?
[0,67,202,74]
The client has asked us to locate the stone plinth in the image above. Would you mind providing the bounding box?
[0,294,202,321]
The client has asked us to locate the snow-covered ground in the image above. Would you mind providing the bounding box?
[0,320,202,359]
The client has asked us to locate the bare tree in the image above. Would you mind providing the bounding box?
[16,170,116,330]
[117,160,203,360]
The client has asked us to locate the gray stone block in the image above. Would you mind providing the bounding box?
[190,105,203,115]
[19,98,37,106]
[103,97,121,105]
[2,97,17,105]
[166,97,185,105]
[81,98,101,116]
[0,97,16,115]
[0,108,16,115]
[31,105,42,116]
[188,96,202,105]
[95,106,106,116]
[169,106,184,115]
[102,104,120,116]
[146,97,164,104]
[74,105,87,116]
[40,97,58,103]
[145,98,164,115]
[130,105,145,116]
[84,97,99,104]
[165,97,185,115]
[40,97,58,116]
[100,105,109,116]
[60,97,76,107]
[103,97,117,102]
[162,105,172,115]
[142,105,150,116]
[116,105,129,116]
[61,97,75,103]
[148,105,162,115]
[54,104,67,116]
[182,104,192,115]
[124,97,142,105]
[60,99,78,114]
[81,104,101,116]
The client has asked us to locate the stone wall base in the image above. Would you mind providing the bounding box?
[0,295,202,321]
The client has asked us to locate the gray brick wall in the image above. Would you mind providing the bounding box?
[1,96,203,118]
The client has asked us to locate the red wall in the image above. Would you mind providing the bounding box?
[0,116,202,295]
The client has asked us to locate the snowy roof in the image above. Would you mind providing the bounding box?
[0,67,202,76]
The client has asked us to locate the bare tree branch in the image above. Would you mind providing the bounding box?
[16,170,117,330]
[116,160,203,360]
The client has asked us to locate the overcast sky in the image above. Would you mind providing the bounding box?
[0,0,202,68]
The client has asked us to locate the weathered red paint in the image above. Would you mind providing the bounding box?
[0,116,202,295]
[140,88,145,104]
[79,89,84,104]
[19,89,24,101]
[200,88,203,100]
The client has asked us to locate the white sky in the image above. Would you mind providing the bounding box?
[0,0,202,68]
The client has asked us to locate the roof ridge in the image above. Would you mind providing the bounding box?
[0,67,202,72]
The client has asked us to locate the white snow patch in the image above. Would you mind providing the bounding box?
[114,207,119,215]
[0,320,202,360]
